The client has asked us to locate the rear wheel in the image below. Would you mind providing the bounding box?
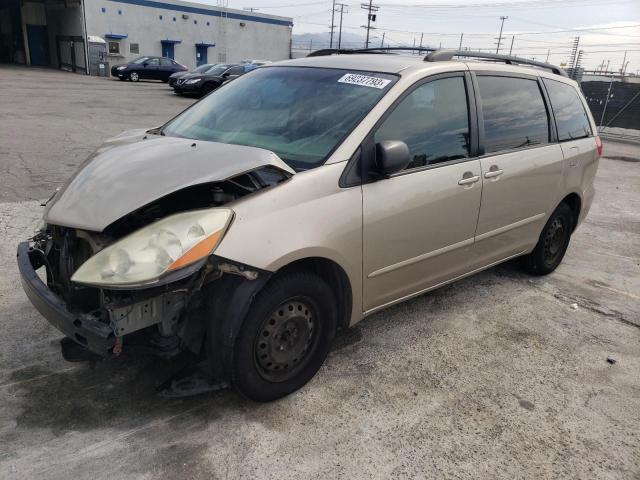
[231,271,337,402]
[521,202,573,275]
[128,71,140,82]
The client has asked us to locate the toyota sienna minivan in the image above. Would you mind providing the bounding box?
[18,49,601,401]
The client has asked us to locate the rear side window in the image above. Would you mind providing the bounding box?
[543,79,592,141]
[477,76,549,153]
[160,58,172,66]
[375,76,470,169]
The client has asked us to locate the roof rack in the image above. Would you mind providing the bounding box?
[307,47,436,57]
[306,47,567,77]
[424,49,567,76]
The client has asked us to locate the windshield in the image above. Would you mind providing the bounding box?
[193,63,213,73]
[162,66,397,169]
[205,64,231,75]
[131,56,150,64]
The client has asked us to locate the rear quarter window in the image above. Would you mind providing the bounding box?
[543,78,592,141]
[477,76,550,154]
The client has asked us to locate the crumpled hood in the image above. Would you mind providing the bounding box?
[44,129,295,231]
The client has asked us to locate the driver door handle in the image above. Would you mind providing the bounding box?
[458,175,480,186]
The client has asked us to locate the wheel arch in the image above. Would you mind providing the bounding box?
[559,192,582,232]
[273,256,353,332]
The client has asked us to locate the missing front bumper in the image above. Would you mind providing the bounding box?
[17,242,116,356]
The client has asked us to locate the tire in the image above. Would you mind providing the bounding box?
[230,271,337,402]
[201,82,218,96]
[128,71,140,82]
[520,202,574,275]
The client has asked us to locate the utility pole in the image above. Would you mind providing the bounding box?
[495,16,508,54]
[458,32,463,50]
[243,7,259,12]
[419,32,424,51]
[361,0,379,48]
[545,49,550,62]
[568,36,580,74]
[509,35,514,55]
[329,0,336,48]
[380,32,385,48]
[336,3,348,49]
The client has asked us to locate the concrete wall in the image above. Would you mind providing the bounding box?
[84,0,292,69]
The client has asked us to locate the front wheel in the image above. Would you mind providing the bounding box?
[128,71,139,82]
[200,82,218,96]
[520,202,574,275]
[231,271,337,402]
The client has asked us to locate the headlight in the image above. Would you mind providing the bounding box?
[117,66,126,70]
[185,78,202,84]
[71,208,233,287]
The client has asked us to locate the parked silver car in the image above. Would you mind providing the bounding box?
[18,49,600,401]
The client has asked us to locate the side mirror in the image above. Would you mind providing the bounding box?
[143,62,148,67]
[222,72,230,78]
[376,140,411,176]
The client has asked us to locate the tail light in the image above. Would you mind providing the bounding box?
[595,135,603,158]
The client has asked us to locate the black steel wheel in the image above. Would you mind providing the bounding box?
[254,297,318,383]
[230,271,337,402]
[521,202,574,275]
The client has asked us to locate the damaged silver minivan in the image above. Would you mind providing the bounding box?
[18,49,600,401]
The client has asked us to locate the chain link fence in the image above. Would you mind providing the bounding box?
[581,79,640,137]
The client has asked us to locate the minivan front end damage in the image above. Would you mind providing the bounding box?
[18,134,293,381]
[18,228,267,361]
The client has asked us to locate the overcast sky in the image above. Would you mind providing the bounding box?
[212,0,639,72]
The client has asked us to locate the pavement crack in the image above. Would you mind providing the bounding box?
[551,291,640,329]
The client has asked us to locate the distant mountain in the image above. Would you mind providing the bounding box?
[292,32,368,51]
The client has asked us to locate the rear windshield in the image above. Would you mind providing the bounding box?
[131,56,150,64]
[162,67,397,169]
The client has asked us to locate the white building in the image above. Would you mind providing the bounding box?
[0,0,293,72]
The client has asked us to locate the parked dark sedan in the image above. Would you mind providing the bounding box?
[173,63,245,97]
[111,56,188,82]
[168,63,215,87]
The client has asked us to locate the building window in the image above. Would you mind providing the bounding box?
[101,7,106,12]
[159,15,163,20]
[118,9,122,15]
[194,19,197,24]
[206,21,210,26]
[129,43,139,54]
[173,17,176,21]
[108,41,120,55]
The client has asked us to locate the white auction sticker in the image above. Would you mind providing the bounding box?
[337,73,391,89]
